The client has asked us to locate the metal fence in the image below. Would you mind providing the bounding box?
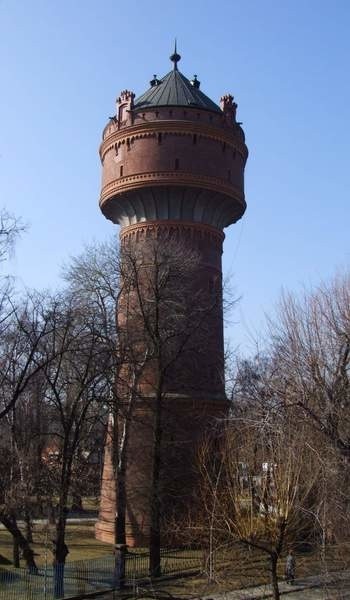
[0,555,115,600]
[0,548,202,599]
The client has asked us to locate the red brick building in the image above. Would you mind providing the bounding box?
[95,47,248,546]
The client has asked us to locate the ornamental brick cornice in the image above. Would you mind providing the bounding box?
[100,120,248,161]
[120,219,225,242]
[100,170,245,207]
[120,220,225,261]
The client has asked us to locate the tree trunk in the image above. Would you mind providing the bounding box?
[115,368,141,546]
[270,554,280,600]
[54,562,65,599]
[71,493,83,512]
[149,521,161,577]
[48,499,56,525]
[53,487,70,598]
[0,514,38,572]
[116,464,126,544]
[149,386,162,578]
[115,408,127,545]
[114,543,127,589]
[24,507,33,543]
[13,535,20,568]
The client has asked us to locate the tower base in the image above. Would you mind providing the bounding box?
[95,395,228,547]
[95,520,116,545]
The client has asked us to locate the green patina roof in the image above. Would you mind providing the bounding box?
[134,68,222,114]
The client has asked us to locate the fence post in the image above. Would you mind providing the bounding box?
[114,544,127,590]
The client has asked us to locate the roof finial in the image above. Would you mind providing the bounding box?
[170,39,181,71]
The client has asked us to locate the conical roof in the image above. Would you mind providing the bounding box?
[134,68,221,114]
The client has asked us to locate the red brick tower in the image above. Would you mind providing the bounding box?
[95,48,248,546]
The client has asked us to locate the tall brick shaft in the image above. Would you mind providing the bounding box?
[95,48,248,546]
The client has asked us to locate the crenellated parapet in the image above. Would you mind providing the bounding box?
[100,119,247,159]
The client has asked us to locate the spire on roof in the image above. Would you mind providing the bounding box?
[170,39,181,71]
[133,46,221,114]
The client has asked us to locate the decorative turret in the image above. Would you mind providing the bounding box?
[220,93,238,126]
[116,90,135,128]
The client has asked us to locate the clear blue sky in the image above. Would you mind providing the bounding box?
[1,0,349,354]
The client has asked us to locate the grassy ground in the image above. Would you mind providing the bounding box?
[0,523,113,567]
[1,522,350,598]
[119,544,350,600]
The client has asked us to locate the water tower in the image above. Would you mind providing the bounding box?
[95,47,248,545]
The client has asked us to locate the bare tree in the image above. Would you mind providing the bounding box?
[0,293,61,421]
[0,209,25,266]
[63,236,209,566]
[269,273,350,462]
[61,234,232,581]
[63,240,126,542]
[0,210,25,346]
[0,294,65,572]
[199,409,322,600]
[40,292,110,597]
[264,273,350,550]
[118,232,227,576]
[0,375,48,565]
